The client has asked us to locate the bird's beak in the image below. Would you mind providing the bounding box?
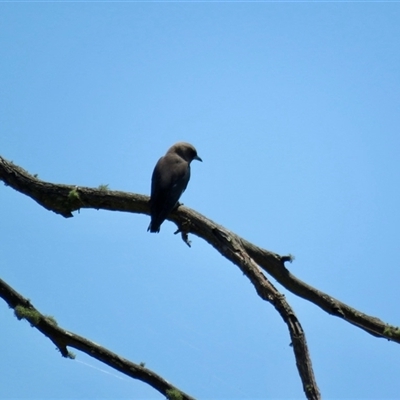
[194,155,203,162]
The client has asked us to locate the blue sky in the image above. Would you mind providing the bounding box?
[1,2,400,399]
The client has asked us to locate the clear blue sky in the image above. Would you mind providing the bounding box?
[1,2,400,399]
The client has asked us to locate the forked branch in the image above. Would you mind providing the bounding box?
[2,154,399,399]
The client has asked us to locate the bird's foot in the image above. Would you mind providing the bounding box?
[174,226,191,247]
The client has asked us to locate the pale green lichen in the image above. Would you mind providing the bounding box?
[166,389,183,400]
[14,305,41,326]
[98,184,109,191]
[68,188,81,201]
[383,325,400,338]
[44,315,58,326]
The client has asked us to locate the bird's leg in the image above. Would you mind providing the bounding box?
[173,216,192,247]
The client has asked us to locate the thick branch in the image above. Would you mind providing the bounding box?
[0,155,148,218]
[0,278,195,400]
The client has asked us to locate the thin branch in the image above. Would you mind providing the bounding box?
[0,278,196,400]
[210,228,320,399]
[173,206,400,341]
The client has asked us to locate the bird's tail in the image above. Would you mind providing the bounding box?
[147,221,160,233]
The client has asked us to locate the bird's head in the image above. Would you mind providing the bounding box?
[168,142,202,163]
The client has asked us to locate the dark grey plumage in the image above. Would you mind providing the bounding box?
[148,142,202,233]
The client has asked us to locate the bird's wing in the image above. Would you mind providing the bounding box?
[149,156,190,225]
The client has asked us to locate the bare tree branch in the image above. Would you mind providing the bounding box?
[1,154,399,399]
[2,155,397,343]
[210,228,320,399]
[173,206,400,341]
[0,278,196,400]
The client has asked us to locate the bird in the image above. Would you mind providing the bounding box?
[147,142,202,233]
